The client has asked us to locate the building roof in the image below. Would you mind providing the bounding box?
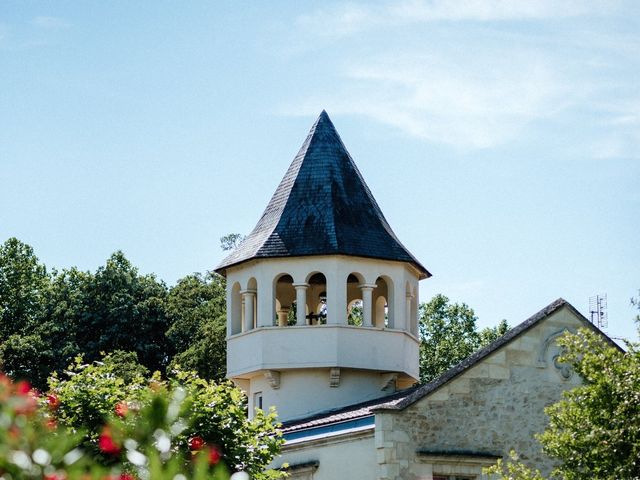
[280,298,615,436]
[281,386,419,435]
[375,297,619,411]
[215,111,430,278]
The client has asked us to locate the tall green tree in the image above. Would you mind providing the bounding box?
[166,272,227,382]
[0,238,50,338]
[419,294,509,383]
[74,251,171,372]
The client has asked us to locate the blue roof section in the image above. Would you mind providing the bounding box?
[283,415,375,443]
[215,111,430,278]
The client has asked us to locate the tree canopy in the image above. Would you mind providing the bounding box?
[419,293,509,383]
[0,238,228,390]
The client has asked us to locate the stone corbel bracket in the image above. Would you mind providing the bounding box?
[380,373,398,391]
[329,367,341,387]
[264,370,281,389]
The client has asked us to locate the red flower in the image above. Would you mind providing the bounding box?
[119,474,135,480]
[208,446,222,465]
[46,417,58,430]
[15,380,32,395]
[47,393,60,409]
[114,401,128,418]
[99,427,121,455]
[188,436,205,451]
[44,473,66,480]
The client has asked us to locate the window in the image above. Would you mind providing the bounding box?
[254,392,263,410]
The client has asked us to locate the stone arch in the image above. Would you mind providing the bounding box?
[306,271,327,325]
[374,276,393,328]
[230,281,242,335]
[273,273,295,327]
[346,272,365,326]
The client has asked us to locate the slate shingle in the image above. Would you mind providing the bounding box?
[215,111,430,277]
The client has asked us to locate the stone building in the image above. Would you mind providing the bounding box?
[215,112,612,479]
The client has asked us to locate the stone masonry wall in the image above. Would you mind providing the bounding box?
[376,306,587,480]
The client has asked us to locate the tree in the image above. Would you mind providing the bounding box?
[479,318,510,345]
[71,252,171,373]
[419,294,509,383]
[0,238,49,338]
[166,272,227,382]
[487,292,640,480]
[220,234,245,252]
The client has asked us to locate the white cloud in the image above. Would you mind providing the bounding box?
[32,16,71,29]
[282,49,571,149]
[283,1,639,155]
[296,0,609,38]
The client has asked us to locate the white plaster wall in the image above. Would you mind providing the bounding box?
[227,325,419,380]
[249,368,398,422]
[276,431,376,480]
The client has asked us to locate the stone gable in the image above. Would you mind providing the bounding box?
[375,305,587,480]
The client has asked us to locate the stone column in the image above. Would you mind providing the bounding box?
[405,291,414,335]
[241,290,256,332]
[359,284,377,327]
[277,307,290,327]
[293,283,308,326]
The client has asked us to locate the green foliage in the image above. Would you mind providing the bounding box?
[0,239,230,389]
[0,332,56,391]
[0,238,49,338]
[166,273,227,382]
[479,318,510,345]
[348,301,363,326]
[484,451,546,480]
[419,294,508,383]
[536,327,640,480]
[169,370,283,479]
[220,234,245,252]
[47,354,284,479]
[0,368,265,479]
[48,352,149,442]
[74,252,171,373]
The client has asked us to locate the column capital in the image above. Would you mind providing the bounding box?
[406,291,414,298]
[240,289,257,296]
[358,283,378,291]
[292,283,309,290]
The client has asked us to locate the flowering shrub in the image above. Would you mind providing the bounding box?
[0,355,284,479]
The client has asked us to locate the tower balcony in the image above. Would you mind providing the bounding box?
[226,324,419,381]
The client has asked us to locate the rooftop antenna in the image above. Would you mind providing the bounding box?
[589,294,608,329]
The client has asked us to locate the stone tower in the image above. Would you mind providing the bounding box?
[215,111,430,422]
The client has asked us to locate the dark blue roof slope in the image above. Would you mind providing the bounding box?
[216,111,430,277]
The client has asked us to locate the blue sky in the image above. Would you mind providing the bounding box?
[1,1,638,341]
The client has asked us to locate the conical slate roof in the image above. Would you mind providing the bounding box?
[215,111,430,278]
